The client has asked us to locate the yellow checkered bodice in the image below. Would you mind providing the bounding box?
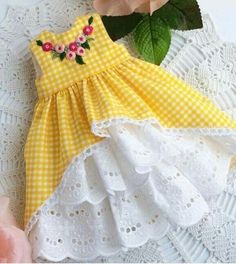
[25,13,236,227]
[30,13,130,99]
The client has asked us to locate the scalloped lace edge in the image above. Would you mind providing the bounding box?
[33,231,173,262]
[25,117,236,261]
[24,140,104,236]
[25,139,173,261]
[25,117,236,234]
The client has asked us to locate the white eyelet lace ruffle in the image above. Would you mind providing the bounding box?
[26,119,236,261]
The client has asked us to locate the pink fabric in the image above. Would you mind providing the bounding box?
[0,196,32,263]
[93,0,169,16]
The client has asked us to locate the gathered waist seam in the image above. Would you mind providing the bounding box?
[37,55,133,100]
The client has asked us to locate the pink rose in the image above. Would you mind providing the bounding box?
[76,47,86,56]
[55,44,65,53]
[93,0,169,16]
[69,42,78,52]
[42,41,53,52]
[66,51,76,60]
[0,196,32,263]
[83,25,94,36]
[76,35,86,44]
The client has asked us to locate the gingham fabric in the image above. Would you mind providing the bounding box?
[24,13,236,226]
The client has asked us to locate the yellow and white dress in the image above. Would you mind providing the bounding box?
[25,13,236,261]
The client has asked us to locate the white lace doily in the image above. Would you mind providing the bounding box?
[1,0,236,262]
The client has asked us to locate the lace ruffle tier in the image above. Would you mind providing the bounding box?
[28,120,236,261]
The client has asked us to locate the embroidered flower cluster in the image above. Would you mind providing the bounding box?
[36,16,94,65]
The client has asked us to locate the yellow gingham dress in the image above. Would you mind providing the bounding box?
[25,13,236,236]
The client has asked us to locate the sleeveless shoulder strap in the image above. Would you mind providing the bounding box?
[29,30,57,75]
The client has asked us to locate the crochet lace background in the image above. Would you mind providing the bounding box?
[1,0,236,262]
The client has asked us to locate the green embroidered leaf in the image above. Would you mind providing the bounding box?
[102,13,143,41]
[36,40,43,46]
[87,37,95,42]
[88,16,94,25]
[153,0,203,30]
[75,55,85,65]
[59,52,66,61]
[52,52,60,60]
[133,14,171,65]
[81,41,90,50]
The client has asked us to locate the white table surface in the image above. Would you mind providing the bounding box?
[0,0,236,43]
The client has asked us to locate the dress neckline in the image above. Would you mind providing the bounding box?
[43,13,98,39]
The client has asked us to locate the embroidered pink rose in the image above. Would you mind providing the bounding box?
[83,25,94,36]
[55,44,65,53]
[76,35,86,44]
[66,51,76,60]
[42,41,53,52]
[93,0,169,16]
[77,47,86,56]
[69,42,78,52]
[0,196,32,263]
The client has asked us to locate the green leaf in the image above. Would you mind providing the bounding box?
[75,55,85,65]
[59,52,66,61]
[154,0,203,30]
[87,37,95,42]
[36,40,43,46]
[102,13,143,41]
[133,14,171,65]
[88,16,93,25]
[52,52,59,60]
[81,41,90,50]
